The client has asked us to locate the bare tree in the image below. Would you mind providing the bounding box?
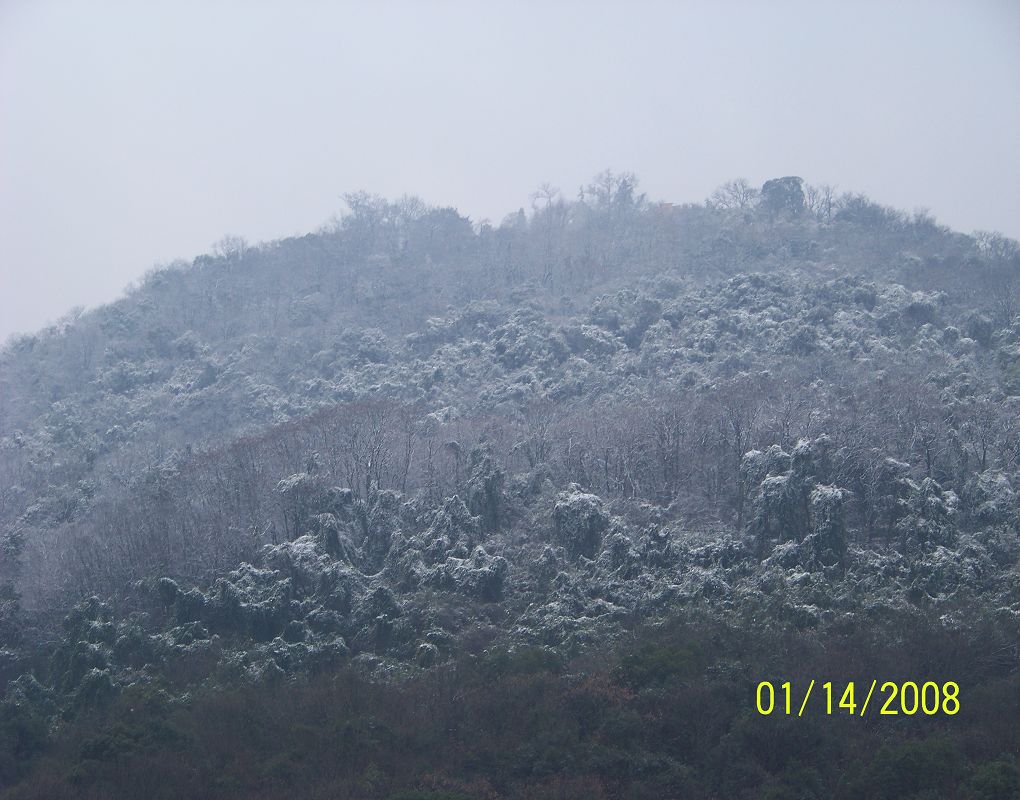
[708,178,759,211]
[212,234,250,260]
[804,183,837,221]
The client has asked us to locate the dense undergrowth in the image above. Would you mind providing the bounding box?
[2,609,1018,800]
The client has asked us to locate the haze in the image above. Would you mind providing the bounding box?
[1,0,1018,343]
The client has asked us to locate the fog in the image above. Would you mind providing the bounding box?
[2,0,1018,343]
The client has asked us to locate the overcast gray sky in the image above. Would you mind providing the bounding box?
[2,0,1018,343]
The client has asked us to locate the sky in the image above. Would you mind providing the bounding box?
[1,0,1019,343]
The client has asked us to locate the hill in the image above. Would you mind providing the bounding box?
[1,173,1019,798]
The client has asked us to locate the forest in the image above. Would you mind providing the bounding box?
[0,173,1018,798]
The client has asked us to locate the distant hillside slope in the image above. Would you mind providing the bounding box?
[0,172,1018,638]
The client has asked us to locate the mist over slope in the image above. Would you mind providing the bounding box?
[1,174,1019,798]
